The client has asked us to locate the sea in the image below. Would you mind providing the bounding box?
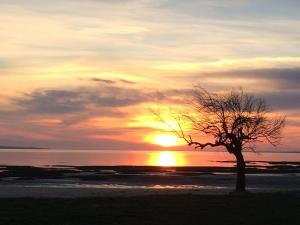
[0,149,299,167]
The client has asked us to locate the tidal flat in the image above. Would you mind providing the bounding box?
[0,163,299,198]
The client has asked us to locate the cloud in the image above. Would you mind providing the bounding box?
[90,78,116,84]
[188,67,300,89]
[2,0,300,74]
[260,91,300,110]
[8,75,300,118]
[16,90,87,114]
[10,81,187,117]
[119,79,136,84]
[14,86,149,115]
[156,57,300,72]
[84,77,136,85]
[0,82,299,150]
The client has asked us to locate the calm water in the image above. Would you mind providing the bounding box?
[0,149,299,167]
[0,149,299,193]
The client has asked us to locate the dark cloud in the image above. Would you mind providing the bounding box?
[189,67,300,89]
[82,77,136,85]
[16,90,86,114]
[90,78,116,84]
[119,79,136,85]
[13,84,155,115]
[259,91,300,110]
[14,82,300,117]
[181,67,300,110]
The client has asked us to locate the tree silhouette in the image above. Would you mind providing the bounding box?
[156,87,285,192]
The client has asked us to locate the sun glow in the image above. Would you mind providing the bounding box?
[154,134,179,147]
[148,151,186,167]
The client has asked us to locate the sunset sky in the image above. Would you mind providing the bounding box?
[0,0,299,151]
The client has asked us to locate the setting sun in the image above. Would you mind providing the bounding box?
[154,134,178,147]
[145,133,184,147]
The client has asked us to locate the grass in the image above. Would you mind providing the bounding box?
[0,193,299,225]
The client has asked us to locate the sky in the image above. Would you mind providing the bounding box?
[0,0,299,151]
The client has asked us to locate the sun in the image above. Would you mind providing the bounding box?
[147,151,186,167]
[156,152,176,166]
[153,134,179,147]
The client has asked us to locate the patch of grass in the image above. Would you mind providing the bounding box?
[0,193,299,225]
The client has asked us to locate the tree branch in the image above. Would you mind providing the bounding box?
[186,135,222,149]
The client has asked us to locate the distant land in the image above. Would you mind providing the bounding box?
[0,146,48,150]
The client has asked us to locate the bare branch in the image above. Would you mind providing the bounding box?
[152,86,286,154]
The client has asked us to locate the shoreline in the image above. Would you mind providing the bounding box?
[0,186,299,198]
[1,183,299,198]
[0,165,299,198]
[0,186,229,198]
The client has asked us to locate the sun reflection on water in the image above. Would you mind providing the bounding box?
[147,151,186,166]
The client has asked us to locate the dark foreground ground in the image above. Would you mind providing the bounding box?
[0,193,299,225]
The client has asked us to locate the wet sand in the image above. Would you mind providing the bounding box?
[0,164,299,198]
[0,186,231,198]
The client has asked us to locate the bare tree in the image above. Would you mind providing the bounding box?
[156,87,285,192]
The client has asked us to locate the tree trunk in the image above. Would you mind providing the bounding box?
[234,151,246,192]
